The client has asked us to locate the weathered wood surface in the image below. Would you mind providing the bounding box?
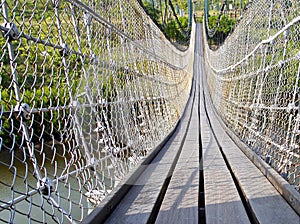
[193,22,250,224]
[198,25,250,223]
[155,60,200,223]
[202,65,300,223]
[89,24,300,224]
[200,110,251,224]
[104,64,197,224]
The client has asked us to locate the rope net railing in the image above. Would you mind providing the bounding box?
[204,0,300,193]
[0,0,194,223]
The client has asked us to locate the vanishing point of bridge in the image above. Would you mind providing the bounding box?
[0,0,300,223]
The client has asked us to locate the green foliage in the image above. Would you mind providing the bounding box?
[141,0,190,43]
[142,1,161,22]
[208,14,236,46]
[164,17,189,42]
[176,0,188,13]
[218,15,236,34]
[179,16,189,29]
[0,0,192,150]
[194,16,203,23]
[0,85,70,147]
[164,20,178,40]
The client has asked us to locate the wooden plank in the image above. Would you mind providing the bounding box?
[196,23,250,224]
[201,107,250,224]
[103,126,185,224]
[104,71,197,224]
[155,98,199,224]
[155,33,203,222]
[155,142,199,224]
[204,90,300,223]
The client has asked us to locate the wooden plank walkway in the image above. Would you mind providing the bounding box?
[103,50,199,224]
[197,27,250,224]
[83,24,300,224]
[202,73,300,224]
[155,52,200,224]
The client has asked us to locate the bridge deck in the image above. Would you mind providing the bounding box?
[84,25,300,224]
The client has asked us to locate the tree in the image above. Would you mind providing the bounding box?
[208,14,236,46]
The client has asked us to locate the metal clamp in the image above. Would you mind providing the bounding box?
[37,177,54,195]
[91,54,99,64]
[296,51,300,60]
[83,12,92,26]
[283,29,290,40]
[286,103,295,113]
[265,155,272,164]
[14,103,31,120]
[1,22,19,41]
[71,100,79,108]
[59,43,70,56]
[277,60,285,69]
[51,0,61,8]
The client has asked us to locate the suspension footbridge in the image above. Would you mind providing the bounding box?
[0,0,300,223]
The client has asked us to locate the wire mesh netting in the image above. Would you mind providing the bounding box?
[204,0,300,192]
[0,0,194,222]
